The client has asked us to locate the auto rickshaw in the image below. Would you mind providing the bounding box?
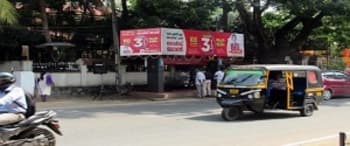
[216,64,324,121]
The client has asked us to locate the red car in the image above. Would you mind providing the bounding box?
[322,70,350,100]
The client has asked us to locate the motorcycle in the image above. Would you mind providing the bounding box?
[0,110,62,146]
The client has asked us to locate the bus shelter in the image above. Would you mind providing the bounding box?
[120,28,245,92]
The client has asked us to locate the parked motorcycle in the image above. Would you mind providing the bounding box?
[0,110,62,146]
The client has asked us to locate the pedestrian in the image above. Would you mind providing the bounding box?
[189,68,196,88]
[37,71,55,102]
[214,66,225,87]
[0,72,27,126]
[204,70,213,97]
[195,68,205,98]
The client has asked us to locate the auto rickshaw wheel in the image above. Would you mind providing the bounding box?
[221,107,241,121]
[300,104,314,117]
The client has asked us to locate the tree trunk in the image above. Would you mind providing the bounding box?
[38,0,51,43]
[120,0,129,29]
[121,0,128,19]
[220,0,231,31]
[235,0,324,64]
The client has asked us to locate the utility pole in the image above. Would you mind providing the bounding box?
[110,0,121,92]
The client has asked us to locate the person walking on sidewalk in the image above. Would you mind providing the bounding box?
[204,70,213,97]
[37,71,55,102]
[195,68,206,98]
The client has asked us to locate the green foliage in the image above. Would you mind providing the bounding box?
[230,0,350,63]
[327,57,345,70]
[262,11,289,29]
[2,0,350,64]
[0,0,18,25]
[129,0,217,29]
[275,0,350,16]
[307,15,350,56]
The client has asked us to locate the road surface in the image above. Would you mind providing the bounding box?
[40,97,350,146]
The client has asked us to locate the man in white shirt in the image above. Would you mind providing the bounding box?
[195,68,206,98]
[0,72,27,125]
[214,67,225,87]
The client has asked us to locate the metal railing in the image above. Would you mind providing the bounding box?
[33,62,80,72]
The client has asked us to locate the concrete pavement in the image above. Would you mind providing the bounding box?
[37,89,199,109]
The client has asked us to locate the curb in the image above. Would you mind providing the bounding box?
[131,90,196,101]
[35,89,203,109]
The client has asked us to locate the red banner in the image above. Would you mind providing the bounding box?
[182,30,244,57]
[212,31,232,57]
[119,28,244,57]
[183,30,214,56]
[120,28,162,56]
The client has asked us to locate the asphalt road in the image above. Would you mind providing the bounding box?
[42,97,350,146]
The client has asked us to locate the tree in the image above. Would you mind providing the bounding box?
[127,0,217,29]
[0,0,18,26]
[233,0,350,63]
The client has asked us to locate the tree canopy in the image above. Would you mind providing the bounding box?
[232,0,350,63]
[1,0,350,65]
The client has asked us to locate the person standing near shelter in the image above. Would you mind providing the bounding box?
[214,66,225,87]
[204,70,213,97]
[195,68,206,98]
[37,71,55,102]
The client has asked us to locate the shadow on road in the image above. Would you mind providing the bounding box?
[321,97,350,107]
[54,99,221,119]
[187,112,300,122]
[52,97,304,123]
[51,97,350,122]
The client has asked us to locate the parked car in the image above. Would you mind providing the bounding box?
[322,70,350,100]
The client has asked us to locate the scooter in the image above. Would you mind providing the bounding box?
[0,110,62,146]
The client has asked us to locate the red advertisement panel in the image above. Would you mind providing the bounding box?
[120,28,162,56]
[212,32,231,57]
[183,30,215,56]
[226,33,245,57]
[182,30,244,57]
[119,27,244,57]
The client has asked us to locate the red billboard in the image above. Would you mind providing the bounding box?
[120,28,162,56]
[119,28,244,57]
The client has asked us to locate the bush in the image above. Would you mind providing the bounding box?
[327,57,345,70]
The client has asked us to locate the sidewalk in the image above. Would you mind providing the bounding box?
[36,89,199,109]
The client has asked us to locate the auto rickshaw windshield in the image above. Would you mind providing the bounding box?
[222,69,265,86]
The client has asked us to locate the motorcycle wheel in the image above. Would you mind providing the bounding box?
[18,127,56,146]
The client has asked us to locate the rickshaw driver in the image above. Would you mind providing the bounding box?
[270,72,286,89]
[268,72,287,108]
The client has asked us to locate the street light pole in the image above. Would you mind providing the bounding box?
[110,0,121,91]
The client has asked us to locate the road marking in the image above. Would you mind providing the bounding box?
[283,132,349,146]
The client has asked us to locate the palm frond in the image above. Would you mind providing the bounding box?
[0,0,18,25]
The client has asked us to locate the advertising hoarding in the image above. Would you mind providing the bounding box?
[120,28,244,57]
